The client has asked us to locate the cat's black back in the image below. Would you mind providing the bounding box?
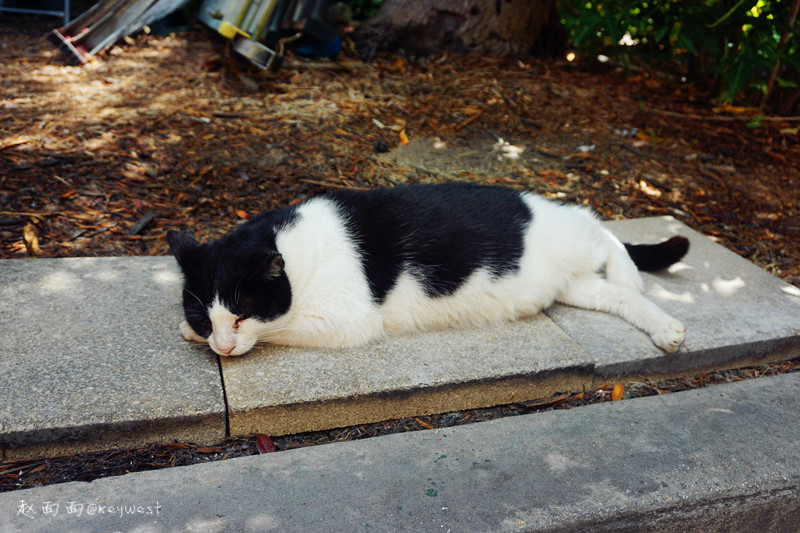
[174,182,533,326]
[327,182,532,302]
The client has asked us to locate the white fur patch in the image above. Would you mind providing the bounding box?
[251,198,383,348]
[207,296,257,356]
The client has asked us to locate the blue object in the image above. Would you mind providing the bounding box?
[296,33,341,59]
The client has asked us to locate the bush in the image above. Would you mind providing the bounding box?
[347,0,384,20]
[559,0,800,113]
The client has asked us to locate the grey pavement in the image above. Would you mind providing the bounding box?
[1,217,799,457]
[1,371,798,532]
[0,257,225,459]
[222,314,592,437]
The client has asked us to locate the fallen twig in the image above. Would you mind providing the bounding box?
[127,211,156,235]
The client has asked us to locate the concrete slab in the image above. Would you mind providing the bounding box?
[222,315,593,436]
[2,372,798,532]
[0,257,226,460]
[546,216,800,376]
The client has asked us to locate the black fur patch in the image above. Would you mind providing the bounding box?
[167,207,298,334]
[169,183,533,327]
[327,182,532,302]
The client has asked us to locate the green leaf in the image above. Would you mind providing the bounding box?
[666,21,682,45]
[573,15,602,45]
[776,77,799,88]
[746,115,765,128]
[726,60,753,97]
[675,32,698,55]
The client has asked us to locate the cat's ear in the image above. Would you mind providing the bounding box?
[262,252,284,280]
[167,230,203,270]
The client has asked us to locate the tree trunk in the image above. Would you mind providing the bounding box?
[354,0,561,60]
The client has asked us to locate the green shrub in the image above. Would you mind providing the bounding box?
[559,0,799,111]
[347,0,383,20]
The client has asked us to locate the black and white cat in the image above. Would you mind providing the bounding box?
[167,182,689,356]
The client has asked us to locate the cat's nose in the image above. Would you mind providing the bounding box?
[218,344,235,355]
[213,332,236,355]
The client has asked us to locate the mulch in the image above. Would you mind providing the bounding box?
[1,16,799,492]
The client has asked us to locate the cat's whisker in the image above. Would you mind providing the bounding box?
[256,324,299,340]
[234,277,242,307]
[183,287,204,307]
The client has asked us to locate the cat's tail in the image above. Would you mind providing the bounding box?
[624,236,690,272]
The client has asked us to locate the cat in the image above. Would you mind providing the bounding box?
[167,182,689,357]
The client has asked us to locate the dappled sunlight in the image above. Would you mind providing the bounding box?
[782,285,800,303]
[3,33,224,158]
[153,268,181,286]
[650,283,695,304]
[698,278,748,297]
[493,137,525,159]
[667,261,693,274]
[711,276,746,296]
[704,408,735,416]
[37,269,82,294]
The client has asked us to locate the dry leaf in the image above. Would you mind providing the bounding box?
[23,224,40,255]
[638,180,662,198]
[537,169,567,181]
[611,384,625,401]
[712,104,755,115]
[235,209,250,220]
[196,446,222,454]
[415,418,434,430]
[399,130,410,146]
[161,442,190,449]
[256,434,277,454]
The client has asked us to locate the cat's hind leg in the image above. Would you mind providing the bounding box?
[602,229,646,293]
[556,276,685,352]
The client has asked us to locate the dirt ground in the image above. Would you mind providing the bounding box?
[1,16,799,491]
[2,18,799,287]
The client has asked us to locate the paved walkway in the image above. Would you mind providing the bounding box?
[1,216,799,459]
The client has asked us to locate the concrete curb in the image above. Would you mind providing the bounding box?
[1,372,798,532]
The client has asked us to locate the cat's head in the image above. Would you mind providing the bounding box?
[166,230,291,356]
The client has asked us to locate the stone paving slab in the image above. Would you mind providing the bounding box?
[0,257,226,460]
[2,371,798,532]
[546,216,800,376]
[222,315,594,436]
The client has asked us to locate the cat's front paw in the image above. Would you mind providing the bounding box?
[180,320,207,343]
[651,319,686,353]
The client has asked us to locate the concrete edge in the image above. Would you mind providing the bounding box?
[594,336,800,380]
[544,483,800,533]
[228,366,594,436]
[1,413,226,461]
